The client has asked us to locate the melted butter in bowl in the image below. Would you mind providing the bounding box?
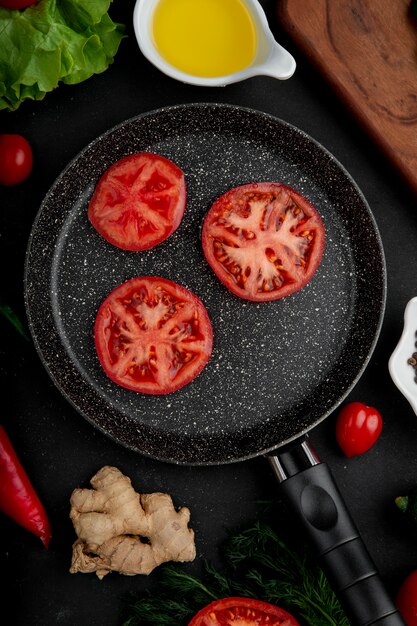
[133,0,296,86]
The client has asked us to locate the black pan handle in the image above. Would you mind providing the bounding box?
[267,439,405,626]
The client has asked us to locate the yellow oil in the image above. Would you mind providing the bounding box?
[152,0,257,78]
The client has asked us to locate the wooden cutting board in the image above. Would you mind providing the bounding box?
[278,0,417,196]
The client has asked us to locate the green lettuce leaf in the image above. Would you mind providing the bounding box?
[0,0,125,111]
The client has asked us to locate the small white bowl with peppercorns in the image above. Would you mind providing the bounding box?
[389,296,417,415]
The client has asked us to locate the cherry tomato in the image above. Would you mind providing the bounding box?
[94,276,213,395]
[188,597,300,626]
[335,401,383,457]
[202,182,325,302]
[397,570,417,625]
[0,0,38,8]
[0,134,33,186]
[88,152,186,251]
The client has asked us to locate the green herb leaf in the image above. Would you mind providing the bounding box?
[395,487,417,527]
[122,520,349,626]
[0,0,125,112]
[0,304,30,340]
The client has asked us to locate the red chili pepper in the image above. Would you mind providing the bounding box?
[0,425,51,548]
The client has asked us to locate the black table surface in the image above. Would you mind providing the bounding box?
[2,1,417,624]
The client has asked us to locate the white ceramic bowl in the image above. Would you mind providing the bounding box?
[133,0,296,86]
[388,296,417,415]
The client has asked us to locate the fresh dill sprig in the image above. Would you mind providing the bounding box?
[121,519,349,626]
[160,566,219,602]
[225,522,348,626]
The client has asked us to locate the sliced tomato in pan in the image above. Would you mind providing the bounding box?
[202,183,325,302]
[88,152,186,251]
[94,276,213,394]
[188,597,300,626]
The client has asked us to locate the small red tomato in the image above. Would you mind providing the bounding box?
[0,134,33,186]
[396,570,417,625]
[0,0,38,9]
[335,401,383,457]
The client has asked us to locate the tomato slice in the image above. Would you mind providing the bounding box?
[188,597,300,626]
[94,277,213,394]
[202,183,325,301]
[88,152,186,251]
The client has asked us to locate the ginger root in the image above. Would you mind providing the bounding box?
[69,466,196,579]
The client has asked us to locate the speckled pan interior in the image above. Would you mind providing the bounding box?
[24,103,386,465]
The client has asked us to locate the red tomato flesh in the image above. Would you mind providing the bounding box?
[0,134,33,186]
[188,597,300,626]
[202,183,325,302]
[88,152,186,251]
[94,277,213,394]
[335,401,383,457]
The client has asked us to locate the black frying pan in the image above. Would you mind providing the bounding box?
[24,104,404,625]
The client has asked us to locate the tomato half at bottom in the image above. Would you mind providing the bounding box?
[88,152,186,251]
[202,183,325,302]
[188,597,300,626]
[94,277,213,394]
